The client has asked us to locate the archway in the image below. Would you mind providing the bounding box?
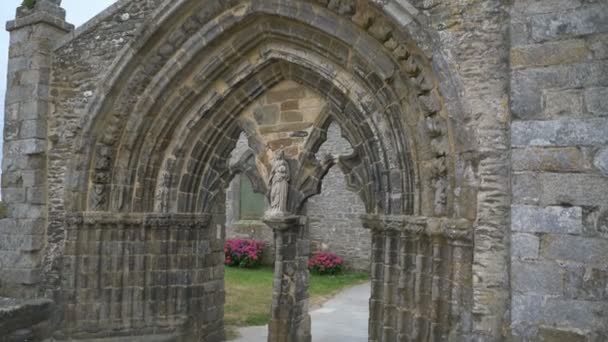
[35,0,502,341]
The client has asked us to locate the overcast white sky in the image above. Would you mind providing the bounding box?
[0,0,118,171]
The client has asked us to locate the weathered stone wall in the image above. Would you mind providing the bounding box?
[307,123,370,272]
[57,213,224,340]
[1,0,73,298]
[362,215,474,341]
[510,1,608,340]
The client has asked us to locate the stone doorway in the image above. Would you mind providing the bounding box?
[219,80,373,341]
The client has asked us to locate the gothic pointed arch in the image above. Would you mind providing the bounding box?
[34,0,511,340]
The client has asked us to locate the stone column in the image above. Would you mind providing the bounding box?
[264,215,311,342]
[1,0,73,296]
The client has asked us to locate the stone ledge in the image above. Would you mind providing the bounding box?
[0,297,53,338]
[360,214,473,241]
[6,11,73,32]
[64,212,213,229]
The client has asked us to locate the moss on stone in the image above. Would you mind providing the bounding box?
[23,0,37,9]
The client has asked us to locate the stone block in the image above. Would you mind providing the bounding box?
[538,173,608,206]
[511,294,544,324]
[511,62,608,119]
[530,5,608,42]
[3,121,20,141]
[7,204,44,220]
[512,205,582,234]
[280,111,303,123]
[511,39,589,68]
[541,298,608,331]
[538,327,586,342]
[542,234,608,265]
[0,219,45,235]
[0,234,44,252]
[1,188,26,204]
[280,100,298,111]
[19,119,47,139]
[266,88,306,103]
[512,172,541,205]
[512,260,563,295]
[512,0,584,15]
[593,147,608,176]
[2,269,40,285]
[512,118,608,147]
[253,105,279,125]
[542,89,583,118]
[585,87,608,116]
[259,122,313,134]
[512,147,590,172]
[510,16,530,46]
[0,251,40,269]
[511,233,539,260]
[563,264,608,301]
[15,100,49,121]
[584,207,608,239]
[589,33,608,59]
[9,139,46,156]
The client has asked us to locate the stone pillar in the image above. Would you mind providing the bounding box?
[264,215,311,342]
[1,0,72,296]
[368,229,385,342]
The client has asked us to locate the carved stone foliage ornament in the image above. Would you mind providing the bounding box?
[266,151,290,217]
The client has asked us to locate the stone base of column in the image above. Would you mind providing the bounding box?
[264,215,311,342]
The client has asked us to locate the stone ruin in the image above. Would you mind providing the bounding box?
[1,0,607,341]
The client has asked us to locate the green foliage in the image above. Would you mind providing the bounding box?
[308,252,344,275]
[0,202,7,219]
[22,0,37,9]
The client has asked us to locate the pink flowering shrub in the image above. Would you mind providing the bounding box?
[225,239,265,268]
[308,252,344,275]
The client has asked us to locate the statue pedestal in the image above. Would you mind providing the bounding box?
[263,215,311,342]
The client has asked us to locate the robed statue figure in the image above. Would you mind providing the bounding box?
[266,151,290,217]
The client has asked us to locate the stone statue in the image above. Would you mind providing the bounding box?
[266,151,290,217]
[91,183,106,210]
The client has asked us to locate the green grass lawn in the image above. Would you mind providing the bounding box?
[224,266,368,337]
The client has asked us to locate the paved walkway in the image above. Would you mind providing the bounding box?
[232,282,370,342]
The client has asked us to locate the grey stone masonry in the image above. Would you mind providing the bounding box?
[510,1,608,340]
[512,205,582,234]
[1,0,72,297]
[264,216,311,342]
